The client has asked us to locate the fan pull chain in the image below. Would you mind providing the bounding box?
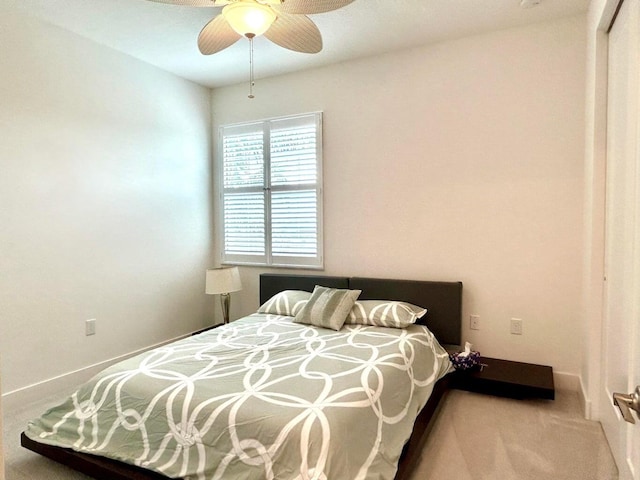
[248,35,255,99]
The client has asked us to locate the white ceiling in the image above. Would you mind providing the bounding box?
[8,0,589,88]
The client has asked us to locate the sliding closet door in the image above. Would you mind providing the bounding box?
[601,0,640,478]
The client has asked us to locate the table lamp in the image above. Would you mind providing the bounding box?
[205,267,242,324]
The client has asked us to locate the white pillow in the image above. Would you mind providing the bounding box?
[345,300,427,328]
[257,290,311,317]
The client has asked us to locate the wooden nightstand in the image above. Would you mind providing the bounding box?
[449,357,555,400]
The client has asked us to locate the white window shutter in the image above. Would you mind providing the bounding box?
[220,113,323,268]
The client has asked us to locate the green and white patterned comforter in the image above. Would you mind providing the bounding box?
[26,314,452,480]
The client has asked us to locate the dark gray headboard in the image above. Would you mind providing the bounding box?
[259,274,349,302]
[259,274,462,346]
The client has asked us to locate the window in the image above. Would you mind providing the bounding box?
[219,112,323,268]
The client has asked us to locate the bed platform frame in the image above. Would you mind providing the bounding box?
[21,274,462,480]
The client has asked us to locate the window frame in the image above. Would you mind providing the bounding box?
[217,112,324,269]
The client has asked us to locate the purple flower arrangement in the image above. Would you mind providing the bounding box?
[449,350,481,371]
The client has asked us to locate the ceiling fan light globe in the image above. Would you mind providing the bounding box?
[223,2,277,37]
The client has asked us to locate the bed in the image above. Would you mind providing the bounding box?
[21,274,462,480]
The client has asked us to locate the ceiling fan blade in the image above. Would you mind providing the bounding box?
[264,13,322,53]
[198,14,242,54]
[274,0,355,15]
[144,0,222,7]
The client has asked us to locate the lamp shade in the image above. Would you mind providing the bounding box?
[222,1,277,37]
[206,267,242,295]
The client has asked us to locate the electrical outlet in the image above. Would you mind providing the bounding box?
[86,318,96,336]
[470,315,480,330]
[510,318,523,335]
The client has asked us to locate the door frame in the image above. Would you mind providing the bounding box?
[0,355,4,480]
[583,0,620,422]
[584,0,639,478]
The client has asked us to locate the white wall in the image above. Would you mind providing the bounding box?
[0,7,214,395]
[212,15,587,377]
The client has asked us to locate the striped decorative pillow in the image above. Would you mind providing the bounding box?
[294,285,361,331]
[257,290,311,317]
[345,300,427,328]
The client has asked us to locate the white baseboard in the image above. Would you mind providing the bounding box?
[553,371,580,392]
[2,333,192,412]
[553,371,591,418]
[578,375,592,420]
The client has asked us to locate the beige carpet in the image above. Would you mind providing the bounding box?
[410,389,618,480]
[3,389,617,479]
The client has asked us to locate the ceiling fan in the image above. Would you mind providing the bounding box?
[144,0,356,55]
